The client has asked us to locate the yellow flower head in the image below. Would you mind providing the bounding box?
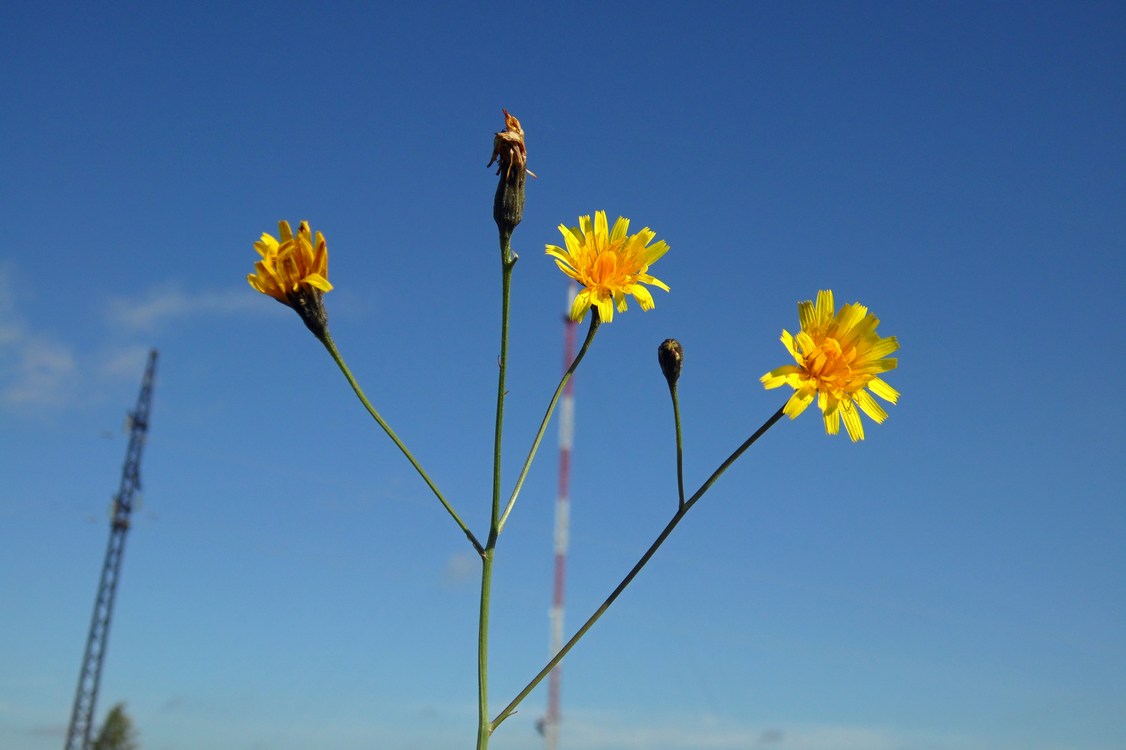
[761,290,899,442]
[248,220,333,338]
[546,211,670,323]
[248,220,333,303]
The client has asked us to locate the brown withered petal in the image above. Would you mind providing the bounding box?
[487,109,536,180]
[489,109,534,240]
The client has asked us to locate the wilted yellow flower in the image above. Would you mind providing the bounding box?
[248,221,332,302]
[546,211,670,323]
[761,290,899,442]
[248,221,333,337]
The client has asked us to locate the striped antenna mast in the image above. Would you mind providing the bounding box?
[542,282,578,750]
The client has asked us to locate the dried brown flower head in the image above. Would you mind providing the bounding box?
[488,109,535,241]
[487,109,536,181]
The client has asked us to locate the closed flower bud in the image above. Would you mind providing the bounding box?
[658,338,684,388]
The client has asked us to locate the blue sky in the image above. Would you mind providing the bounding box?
[2,2,1123,749]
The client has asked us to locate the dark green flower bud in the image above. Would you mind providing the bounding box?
[658,338,684,388]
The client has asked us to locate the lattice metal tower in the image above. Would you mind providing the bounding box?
[64,349,157,750]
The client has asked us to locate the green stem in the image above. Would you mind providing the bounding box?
[476,547,494,749]
[496,315,600,535]
[684,405,786,513]
[491,404,787,729]
[477,236,518,750]
[669,382,685,508]
[489,253,516,546]
[320,331,483,555]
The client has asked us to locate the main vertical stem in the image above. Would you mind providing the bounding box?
[478,232,516,750]
[476,547,495,749]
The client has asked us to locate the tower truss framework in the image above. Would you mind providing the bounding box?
[64,349,157,750]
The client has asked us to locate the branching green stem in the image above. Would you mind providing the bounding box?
[320,331,483,555]
[496,316,600,535]
[491,404,787,730]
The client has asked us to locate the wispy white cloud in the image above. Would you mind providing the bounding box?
[551,710,980,750]
[0,264,78,408]
[106,284,263,331]
[0,268,183,413]
[442,550,478,586]
[95,345,153,381]
[1,339,76,407]
[1,280,276,410]
[558,712,764,750]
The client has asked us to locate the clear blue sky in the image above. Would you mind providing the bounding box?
[2,2,1123,749]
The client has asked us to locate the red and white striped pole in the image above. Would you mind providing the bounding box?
[544,282,578,750]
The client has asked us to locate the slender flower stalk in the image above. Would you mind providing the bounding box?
[477,242,514,750]
[658,339,686,507]
[496,314,600,535]
[319,332,483,554]
[476,547,496,750]
[493,404,787,730]
[672,393,685,508]
[483,206,672,742]
[248,221,480,552]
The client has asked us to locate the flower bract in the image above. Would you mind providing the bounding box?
[761,290,899,441]
[545,211,669,323]
[248,220,333,305]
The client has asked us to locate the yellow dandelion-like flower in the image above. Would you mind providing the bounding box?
[545,211,670,323]
[760,290,899,442]
[248,220,333,338]
[248,220,333,303]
